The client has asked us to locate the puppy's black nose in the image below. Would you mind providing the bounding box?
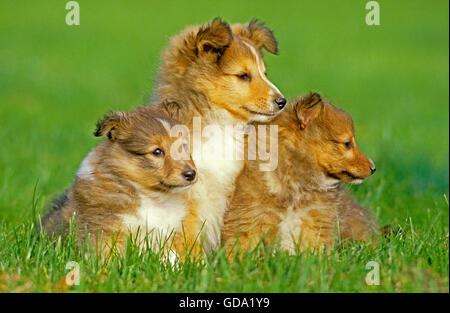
[275,97,287,110]
[370,166,376,174]
[183,169,196,181]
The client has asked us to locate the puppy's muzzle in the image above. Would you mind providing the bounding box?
[274,97,287,110]
[369,159,376,175]
[182,169,196,182]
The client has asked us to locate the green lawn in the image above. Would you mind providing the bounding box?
[0,0,448,292]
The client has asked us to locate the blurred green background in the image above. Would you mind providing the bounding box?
[0,0,448,230]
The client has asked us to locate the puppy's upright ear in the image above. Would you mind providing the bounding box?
[94,111,130,141]
[196,18,232,56]
[233,19,278,54]
[294,93,323,129]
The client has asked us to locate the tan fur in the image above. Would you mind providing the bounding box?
[173,197,202,260]
[41,106,201,261]
[153,18,284,251]
[223,93,379,257]
[155,18,283,126]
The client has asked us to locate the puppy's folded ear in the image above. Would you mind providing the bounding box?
[233,19,278,54]
[161,100,183,121]
[94,111,130,141]
[294,93,323,129]
[196,18,232,56]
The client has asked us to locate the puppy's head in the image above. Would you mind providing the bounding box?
[158,18,285,123]
[291,93,376,185]
[94,107,197,192]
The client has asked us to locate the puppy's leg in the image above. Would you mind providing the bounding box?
[224,232,252,261]
[225,227,275,261]
[337,201,380,247]
[173,198,203,262]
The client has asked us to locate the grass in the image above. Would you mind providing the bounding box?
[0,0,448,292]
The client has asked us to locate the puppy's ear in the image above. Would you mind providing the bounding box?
[294,93,323,129]
[233,19,278,54]
[160,100,183,121]
[196,18,232,57]
[94,111,130,141]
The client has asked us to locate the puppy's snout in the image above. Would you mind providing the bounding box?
[182,169,196,182]
[274,97,287,110]
[369,159,376,175]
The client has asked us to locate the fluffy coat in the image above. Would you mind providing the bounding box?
[153,18,285,251]
[223,93,379,256]
[41,106,200,260]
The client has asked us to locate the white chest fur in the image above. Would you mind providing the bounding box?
[277,207,305,254]
[192,122,245,252]
[119,187,187,247]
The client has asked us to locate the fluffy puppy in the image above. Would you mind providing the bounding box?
[153,18,286,251]
[41,106,200,260]
[223,93,379,256]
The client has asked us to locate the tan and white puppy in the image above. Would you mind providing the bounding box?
[41,106,201,260]
[154,18,285,251]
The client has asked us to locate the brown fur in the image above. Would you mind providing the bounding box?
[223,93,379,257]
[41,106,201,261]
[152,18,285,251]
[155,18,284,126]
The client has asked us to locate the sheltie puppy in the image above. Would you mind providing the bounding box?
[153,18,286,251]
[223,93,379,256]
[41,106,200,261]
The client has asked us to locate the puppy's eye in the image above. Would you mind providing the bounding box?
[237,73,251,81]
[344,141,353,149]
[152,148,164,157]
